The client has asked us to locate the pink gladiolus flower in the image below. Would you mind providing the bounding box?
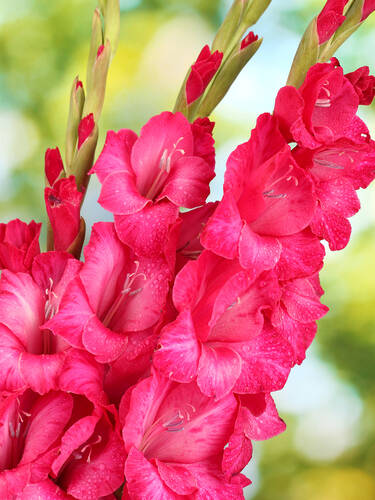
[274,61,368,149]
[0,251,106,403]
[92,112,215,256]
[201,113,316,276]
[185,45,223,105]
[121,370,249,499]
[45,222,171,363]
[0,219,41,273]
[0,390,73,498]
[154,251,293,399]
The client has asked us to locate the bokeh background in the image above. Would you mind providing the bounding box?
[1,0,375,498]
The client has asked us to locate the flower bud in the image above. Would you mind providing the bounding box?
[83,40,111,119]
[104,0,120,57]
[243,0,272,26]
[65,77,85,170]
[86,8,103,95]
[287,18,319,87]
[197,33,262,117]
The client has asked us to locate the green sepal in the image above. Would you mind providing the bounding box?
[244,0,272,26]
[65,77,85,172]
[70,123,99,191]
[287,17,319,87]
[104,0,120,57]
[212,0,246,53]
[86,8,103,95]
[83,39,111,119]
[196,37,263,118]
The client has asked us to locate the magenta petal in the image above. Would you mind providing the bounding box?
[276,230,325,280]
[20,392,73,465]
[222,426,253,479]
[162,156,214,208]
[16,479,70,499]
[156,460,197,495]
[98,171,149,215]
[64,429,125,500]
[44,277,93,349]
[131,112,194,196]
[0,270,44,353]
[238,224,281,274]
[197,344,242,399]
[0,325,25,392]
[122,373,170,452]
[154,310,200,383]
[115,202,179,257]
[59,350,107,405]
[19,352,65,394]
[239,393,286,440]
[91,129,138,183]
[125,448,178,500]
[0,219,41,273]
[201,192,243,259]
[281,278,329,323]
[82,315,128,363]
[234,328,293,394]
[52,415,100,476]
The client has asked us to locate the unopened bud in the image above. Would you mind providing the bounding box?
[71,122,99,190]
[83,39,111,119]
[197,34,262,118]
[212,0,247,52]
[244,0,272,26]
[104,0,120,57]
[86,8,103,95]
[65,76,85,171]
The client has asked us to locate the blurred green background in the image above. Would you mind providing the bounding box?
[1,1,375,498]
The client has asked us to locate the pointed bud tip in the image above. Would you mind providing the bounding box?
[97,45,105,58]
[76,80,83,90]
[78,114,95,149]
[240,31,259,50]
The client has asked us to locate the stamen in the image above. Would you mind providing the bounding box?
[263,189,287,199]
[9,421,15,438]
[315,98,331,108]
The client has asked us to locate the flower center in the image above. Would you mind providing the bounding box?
[102,261,146,328]
[145,137,185,200]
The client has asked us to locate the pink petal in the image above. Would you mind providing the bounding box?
[21,392,73,465]
[156,460,197,495]
[52,414,100,476]
[238,223,281,274]
[0,324,25,392]
[19,352,65,394]
[131,112,194,197]
[91,129,138,184]
[162,156,214,208]
[44,277,93,349]
[234,327,293,394]
[0,219,41,273]
[82,315,128,363]
[222,427,252,479]
[98,170,148,215]
[239,393,286,440]
[125,448,178,500]
[0,270,44,353]
[154,310,200,383]
[16,479,71,499]
[201,192,243,259]
[114,202,179,257]
[59,350,107,405]
[63,428,125,500]
[197,344,242,399]
[276,230,325,280]
[281,277,329,323]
